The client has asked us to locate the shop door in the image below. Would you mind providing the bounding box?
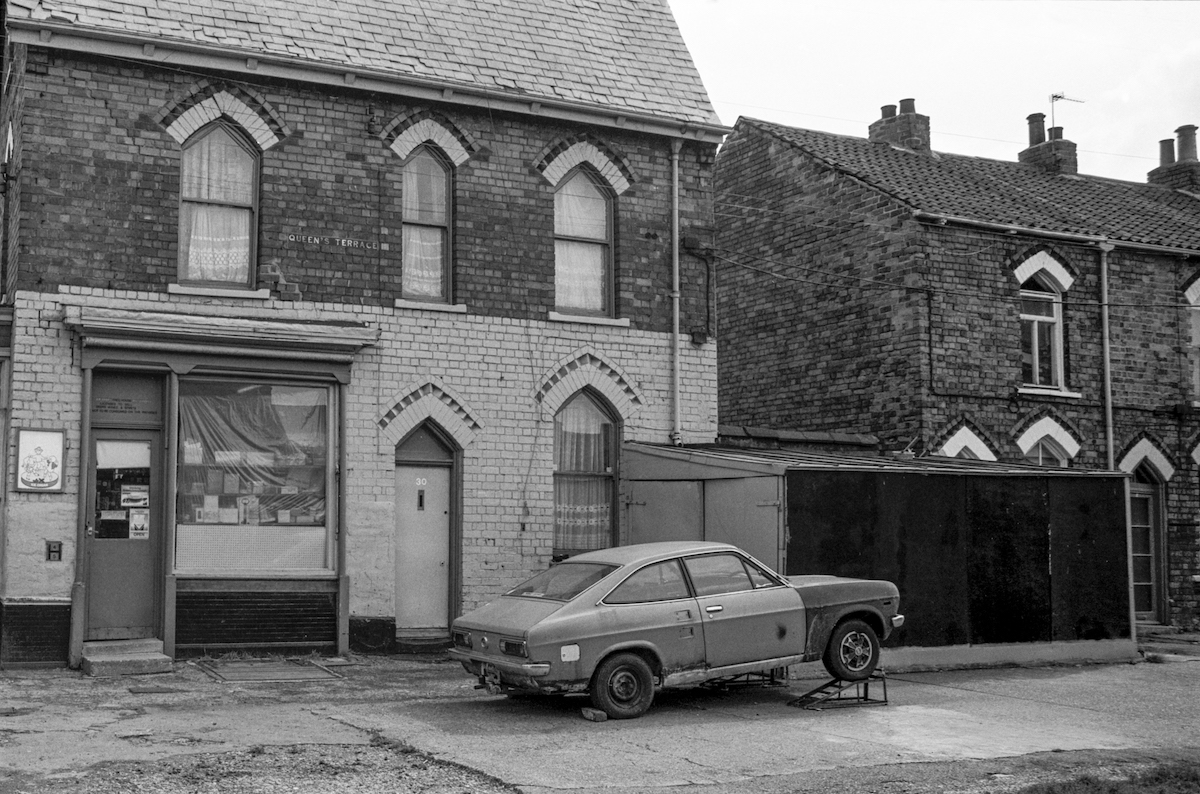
[85,431,162,640]
[395,465,450,630]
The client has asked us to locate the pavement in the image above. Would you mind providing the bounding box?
[1,646,1199,793]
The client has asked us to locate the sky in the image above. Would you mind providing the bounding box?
[668,0,1200,183]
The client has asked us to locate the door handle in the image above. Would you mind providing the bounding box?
[705,605,723,614]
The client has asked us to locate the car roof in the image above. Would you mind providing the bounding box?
[563,541,740,567]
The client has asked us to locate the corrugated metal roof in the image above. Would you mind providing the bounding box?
[741,117,1200,252]
[626,442,1125,478]
[10,0,721,128]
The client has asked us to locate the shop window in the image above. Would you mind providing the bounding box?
[553,390,618,558]
[1020,275,1064,388]
[175,379,331,572]
[555,168,613,317]
[401,146,452,302]
[179,122,258,288]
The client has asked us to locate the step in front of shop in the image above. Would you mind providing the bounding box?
[81,639,173,677]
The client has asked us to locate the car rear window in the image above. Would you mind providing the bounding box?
[506,562,619,601]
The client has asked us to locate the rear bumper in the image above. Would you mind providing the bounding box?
[449,648,551,678]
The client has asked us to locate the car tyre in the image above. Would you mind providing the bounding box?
[823,619,880,681]
[590,652,655,719]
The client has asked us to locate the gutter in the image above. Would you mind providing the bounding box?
[9,22,730,144]
[1099,243,1115,469]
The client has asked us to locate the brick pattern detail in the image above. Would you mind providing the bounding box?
[536,135,635,195]
[0,601,71,666]
[535,348,643,418]
[383,109,478,166]
[156,79,290,150]
[377,378,483,449]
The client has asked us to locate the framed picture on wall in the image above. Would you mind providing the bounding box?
[16,429,65,492]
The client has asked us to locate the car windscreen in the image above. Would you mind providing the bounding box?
[506,562,619,601]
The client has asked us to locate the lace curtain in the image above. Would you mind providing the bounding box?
[554,393,614,554]
[402,149,448,299]
[554,171,609,313]
[180,126,253,284]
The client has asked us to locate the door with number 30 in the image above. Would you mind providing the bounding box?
[395,465,451,631]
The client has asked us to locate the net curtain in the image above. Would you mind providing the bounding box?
[180,125,255,285]
[402,148,449,298]
[554,170,610,313]
[554,392,615,554]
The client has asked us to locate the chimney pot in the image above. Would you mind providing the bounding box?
[1177,124,1198,162]
[899,98,916,115]
[881,104,897,120]
[1159,139,1176,167]
[1048,126,1064,142]
[1026,113,1046,146]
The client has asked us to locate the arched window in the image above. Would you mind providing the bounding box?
[1020,274,1064,388]
[555,168,612,317]
[1024,436,1069,468]
[402,146,452,302]
[179,122,258,287]
[1130,464,1165,621]
[553,391,618,558]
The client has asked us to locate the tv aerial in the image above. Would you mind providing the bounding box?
[1049,92,1085,128]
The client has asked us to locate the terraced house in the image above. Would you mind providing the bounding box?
[716,101,1200,631]
[0,0,724,668]
[715,101,1200,633]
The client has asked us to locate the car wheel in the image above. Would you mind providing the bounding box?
[822,619,880,681]
[590,652,655,719]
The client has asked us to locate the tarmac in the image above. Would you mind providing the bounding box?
[1,639,1198,793]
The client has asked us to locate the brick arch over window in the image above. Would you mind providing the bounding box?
[1120,437,1176,482]
[382,109,478,166]
[1183,270,1200,306]
[377,377,483,450]
[1012,248,1075,292]
[535,135,635,195]
[157,80,290,151]
[536,347,643,420]
[934,422,998,461]
[1015,415,1081,459]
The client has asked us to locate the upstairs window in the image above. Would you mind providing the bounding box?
[555,169,612,316]
[1020,275,1064,388]
[402,146,451,302]
[180,123,257,287]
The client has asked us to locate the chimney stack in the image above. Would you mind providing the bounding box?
[868,98,931,151]
[1018,114,1077,175]
[1149,124,1200,189]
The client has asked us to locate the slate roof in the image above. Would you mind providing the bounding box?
[741,117,1200,253]
[7,0,720,127]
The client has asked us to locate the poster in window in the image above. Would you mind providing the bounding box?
[16,429,65,492]
[128,508,150,540]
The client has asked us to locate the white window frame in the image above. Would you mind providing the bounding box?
[554,167,614,319]
[400,144,453,304]
[1020,274,1065,389]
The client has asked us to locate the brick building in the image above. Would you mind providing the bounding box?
[0,0,725,667]
[715,100,1200,631]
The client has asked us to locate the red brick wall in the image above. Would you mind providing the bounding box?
[11,49,715,333]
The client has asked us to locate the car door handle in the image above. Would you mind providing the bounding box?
[705,605,723,614]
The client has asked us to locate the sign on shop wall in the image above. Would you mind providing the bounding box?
[16,428,65,492]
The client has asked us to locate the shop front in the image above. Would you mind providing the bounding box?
[66,306,377,663]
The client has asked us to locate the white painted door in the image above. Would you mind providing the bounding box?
[395,465,450,630]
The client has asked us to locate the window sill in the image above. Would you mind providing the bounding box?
[169,284,271,300]
[548,311,630,328]
[1018,386,1083,400]
[394,299,467,314]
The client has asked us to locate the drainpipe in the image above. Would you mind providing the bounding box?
[670,139,683,446]
[1099,242,1115,469]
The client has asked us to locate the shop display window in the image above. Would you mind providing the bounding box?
[175,380,331,572]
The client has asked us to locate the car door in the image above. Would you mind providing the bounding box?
[683,552,805,669]
[599,558,706,674]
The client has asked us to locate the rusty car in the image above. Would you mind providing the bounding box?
[450,541,904,719]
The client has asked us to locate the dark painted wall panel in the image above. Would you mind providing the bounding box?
[966,478,1052,644]
[1049,478,1131,640]
[176,591,336,648]
[0,602,71,666]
